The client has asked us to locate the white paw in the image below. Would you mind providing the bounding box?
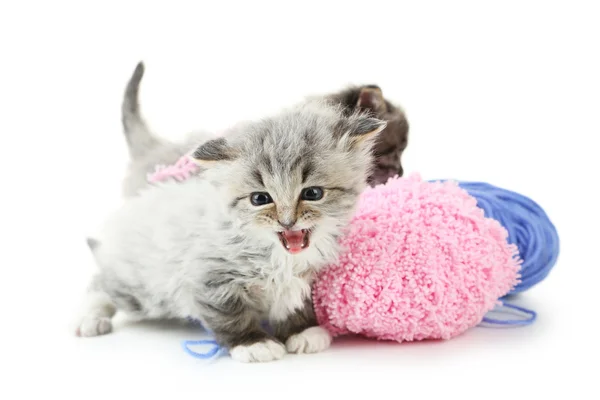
[286,326,332,354]
[76,317,112,337]
[230,339,286,363]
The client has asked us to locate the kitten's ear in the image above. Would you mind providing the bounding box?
[341,115,387,149]
[191,138,237,166]
[357,86,387,113]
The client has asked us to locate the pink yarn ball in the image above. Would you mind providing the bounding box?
[312,174,521,342]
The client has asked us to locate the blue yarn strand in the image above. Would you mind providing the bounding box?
[480,303,537,326]
[181,320,275,359]
[432,180,560,295]
[182,339,222,359]
[182,318,225,359]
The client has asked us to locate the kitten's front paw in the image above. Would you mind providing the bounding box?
[286,326,332,354]
[76,317,112,337]
[230,339,286,363]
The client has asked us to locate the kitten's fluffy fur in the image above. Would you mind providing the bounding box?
[76,63,386,363]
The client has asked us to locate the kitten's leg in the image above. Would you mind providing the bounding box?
[196,288,285,363]
[75,275,117,337]
[273,297,332,355]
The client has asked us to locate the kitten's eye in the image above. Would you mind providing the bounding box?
[301,187,324,201]
[250,192,273,206]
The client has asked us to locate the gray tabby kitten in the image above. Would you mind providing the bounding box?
[75,64,387,363]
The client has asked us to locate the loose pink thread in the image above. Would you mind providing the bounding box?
[147,154,200,183]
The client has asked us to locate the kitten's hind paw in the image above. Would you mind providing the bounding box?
[76,317,113,337]
[230,339,286,363]
[285,326,331,354]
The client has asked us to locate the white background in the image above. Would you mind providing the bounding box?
[1,1,599,399]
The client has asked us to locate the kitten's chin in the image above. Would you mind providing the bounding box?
[277,229,310,254]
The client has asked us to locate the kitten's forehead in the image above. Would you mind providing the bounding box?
[248,140,317,190]
[241,104,338,177]
[223,100,378,197]
[258,107,336,149]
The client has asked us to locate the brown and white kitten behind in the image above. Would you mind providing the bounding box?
[322,85,409,186]
[119,63,409,198]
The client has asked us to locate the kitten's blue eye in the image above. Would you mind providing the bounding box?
[250,192,273,206]
[301,187,324,201]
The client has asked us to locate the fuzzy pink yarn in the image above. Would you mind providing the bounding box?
[312,174,521,342]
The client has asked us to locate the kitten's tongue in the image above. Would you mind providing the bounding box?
[281,230,307,254]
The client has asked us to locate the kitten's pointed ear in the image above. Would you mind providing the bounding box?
[191,138,237,166]
[343,116,387,149]
[357,86,387,113]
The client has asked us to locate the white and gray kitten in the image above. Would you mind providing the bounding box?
[76,65,387,363]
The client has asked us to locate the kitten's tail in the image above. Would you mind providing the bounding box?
[121,61,162,159]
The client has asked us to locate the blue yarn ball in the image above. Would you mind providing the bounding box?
[454,181,560,295]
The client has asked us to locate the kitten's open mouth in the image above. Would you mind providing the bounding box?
[277,229,310,254]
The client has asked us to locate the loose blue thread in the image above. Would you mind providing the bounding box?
[182,318,223,359]
[182,339,222,359]
[480,302,537,326]
[181,319,273,359]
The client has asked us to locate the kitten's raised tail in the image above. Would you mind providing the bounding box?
[121,61,161,159]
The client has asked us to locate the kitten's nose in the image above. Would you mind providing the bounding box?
[278,219,297,230]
